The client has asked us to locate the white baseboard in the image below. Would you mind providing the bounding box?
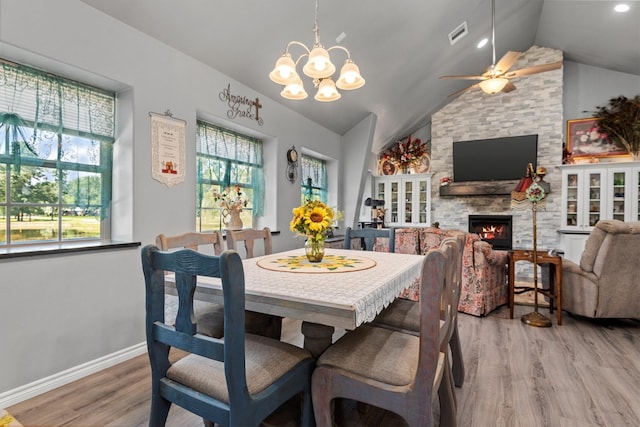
[0,342,147,408]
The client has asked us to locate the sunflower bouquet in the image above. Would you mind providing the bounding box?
[290,200,336,242]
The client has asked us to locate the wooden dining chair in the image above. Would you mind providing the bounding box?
[226,227,282,340]
[141,245,315,427]
[155,231,225,338]
[372,235,466,389]
[344,226,396,252]
[311,246,448,427]
[226,227,273,258]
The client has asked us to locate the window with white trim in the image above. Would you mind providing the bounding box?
[300,154,327,204]
[0,60,115,246]
[196,120,264,231]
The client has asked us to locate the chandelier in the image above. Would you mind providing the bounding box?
[268,0,365,102]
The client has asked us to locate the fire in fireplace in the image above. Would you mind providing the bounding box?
[468,215,513,250]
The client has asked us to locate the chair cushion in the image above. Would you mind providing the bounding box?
[374,298,420,334]
[316,325,419,386]
[166,334,312,403]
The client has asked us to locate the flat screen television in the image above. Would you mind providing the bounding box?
[452,134,538,182]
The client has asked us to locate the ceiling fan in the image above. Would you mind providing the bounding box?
[440,0,562,96]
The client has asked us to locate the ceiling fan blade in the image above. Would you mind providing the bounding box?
[502,81,516,93]
[504,61,563,78]
[493,51,522,75]
[448,82,481,97]
[439,75,486,81]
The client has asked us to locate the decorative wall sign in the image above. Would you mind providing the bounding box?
[150,111,186,187]
[219,83,264,126]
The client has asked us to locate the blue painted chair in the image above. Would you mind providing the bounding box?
[344,226,396,252]
[141,245,315,426]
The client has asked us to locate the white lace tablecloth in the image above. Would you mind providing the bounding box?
[172,248,425,330]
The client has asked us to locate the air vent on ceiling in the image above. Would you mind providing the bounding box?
[448,21,468,46]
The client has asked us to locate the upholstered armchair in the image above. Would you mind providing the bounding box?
[562,220,640,319]
[374,227,509,316]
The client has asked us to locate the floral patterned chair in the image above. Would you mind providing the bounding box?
[375,227,509,316]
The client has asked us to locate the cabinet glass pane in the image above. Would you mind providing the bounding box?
[566,173,579,226]
[376,182,385,200]
[419,180,428,223]
[390,182,398,223]
[588,173,601,226]
[404,181,413,223]
[612,172,626,220]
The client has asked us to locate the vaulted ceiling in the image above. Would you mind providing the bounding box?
[81,0,640,153]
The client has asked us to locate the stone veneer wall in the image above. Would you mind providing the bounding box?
[431,46,563,272]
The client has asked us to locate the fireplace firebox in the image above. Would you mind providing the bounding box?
[469,215,513,250]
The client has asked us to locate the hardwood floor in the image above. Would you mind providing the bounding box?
[8,305,640,426]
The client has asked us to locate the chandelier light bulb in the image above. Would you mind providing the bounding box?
[314,78,341,102]
[269,54,297,85]
[336,59,365,90]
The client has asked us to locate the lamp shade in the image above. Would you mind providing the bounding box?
[314,78,341,102]
[269,54,298,85]
[303,46,336,79]
[336,59,365,90]
[479,77,509,94]
[281,76,308,100]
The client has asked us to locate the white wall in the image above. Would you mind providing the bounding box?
[0,0,350,398]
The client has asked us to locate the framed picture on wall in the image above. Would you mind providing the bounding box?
[566,118,628,159]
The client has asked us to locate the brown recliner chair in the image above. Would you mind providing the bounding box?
[562,220,640,319]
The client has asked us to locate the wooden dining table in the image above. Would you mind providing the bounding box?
[165,248,425,357]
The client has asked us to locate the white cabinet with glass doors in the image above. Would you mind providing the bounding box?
[560,163,640,231]
[375,174,432,227]
[559,163,640,263]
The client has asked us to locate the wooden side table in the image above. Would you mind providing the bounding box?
[508,249,563,325]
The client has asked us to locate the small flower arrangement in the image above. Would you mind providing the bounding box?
[381,135,427,168]
[290,200,337,242]
[212,185,248,213]
[440,177,451,186]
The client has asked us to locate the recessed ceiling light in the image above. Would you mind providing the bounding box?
[614,4,630,12]
[477,38,488,49]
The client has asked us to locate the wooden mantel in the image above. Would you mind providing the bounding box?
[438,180,519,197]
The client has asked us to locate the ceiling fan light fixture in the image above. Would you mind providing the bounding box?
[479,77,509,94]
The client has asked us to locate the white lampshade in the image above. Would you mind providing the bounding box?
[479,77,509,94]
[303,46,336,79]
[314,78,341,102]
[269,54,297,85]
[281,76,308,100]
[336,59,365,90]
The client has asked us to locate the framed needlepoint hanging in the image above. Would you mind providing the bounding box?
[150,111,186,187]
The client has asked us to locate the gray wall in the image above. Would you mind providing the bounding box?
[0,0,366,399]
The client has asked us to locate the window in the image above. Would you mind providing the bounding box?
[0,60,115,246]
[301,155,327,204]
[196,120,264,231]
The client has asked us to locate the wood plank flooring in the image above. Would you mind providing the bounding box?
[8,304,640,426]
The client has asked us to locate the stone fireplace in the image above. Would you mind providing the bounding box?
[469,215,513,250]
[429,46,564,272]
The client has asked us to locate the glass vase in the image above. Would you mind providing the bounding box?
[305,238,325,263]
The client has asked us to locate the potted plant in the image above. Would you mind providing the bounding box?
[593,95,640,160]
